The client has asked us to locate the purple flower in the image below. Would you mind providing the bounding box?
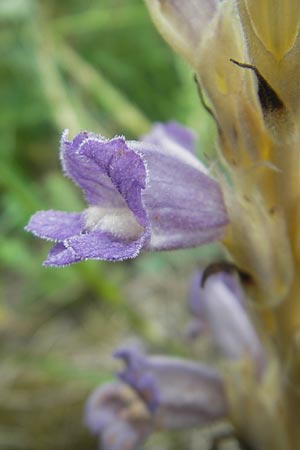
[115,348,228,429]
[25,122,228,266]
[85,348,228,450]
[187,269,266,373]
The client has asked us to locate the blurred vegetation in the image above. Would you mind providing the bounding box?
[0,0,219,449]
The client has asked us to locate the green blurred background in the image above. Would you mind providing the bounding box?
[0,0,220,448]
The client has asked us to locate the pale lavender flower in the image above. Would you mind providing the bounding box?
[25,122,228,266]
[115,348,228,428]
[85,348,228,450]
[188,269,266,373]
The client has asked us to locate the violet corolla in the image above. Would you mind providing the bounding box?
[85,349,228,450]
[26,122,227,266]
[187,270,265,369]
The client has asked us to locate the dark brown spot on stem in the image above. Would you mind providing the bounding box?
[230,59,285,114]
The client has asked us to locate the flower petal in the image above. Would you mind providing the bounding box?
[25,210,83,242]
[61,131,147,227]
[115,348,228,429]
[201,272,265,370]
[129,140,228,250]
[140,123,207,173]
[85,382,151,450]
[142,121,198,156]
[186,271,247,340]
[188,270,245,320]
[145,0,218,66]
[43,231,147,266]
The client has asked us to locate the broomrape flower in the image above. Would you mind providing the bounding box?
[26,122,227,266]
[26,0,300,449]
[85,348,228,450]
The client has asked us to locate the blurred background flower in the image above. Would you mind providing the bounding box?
[0,0,229,448]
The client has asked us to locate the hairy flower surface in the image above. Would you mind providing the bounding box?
[26,122,227,266]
